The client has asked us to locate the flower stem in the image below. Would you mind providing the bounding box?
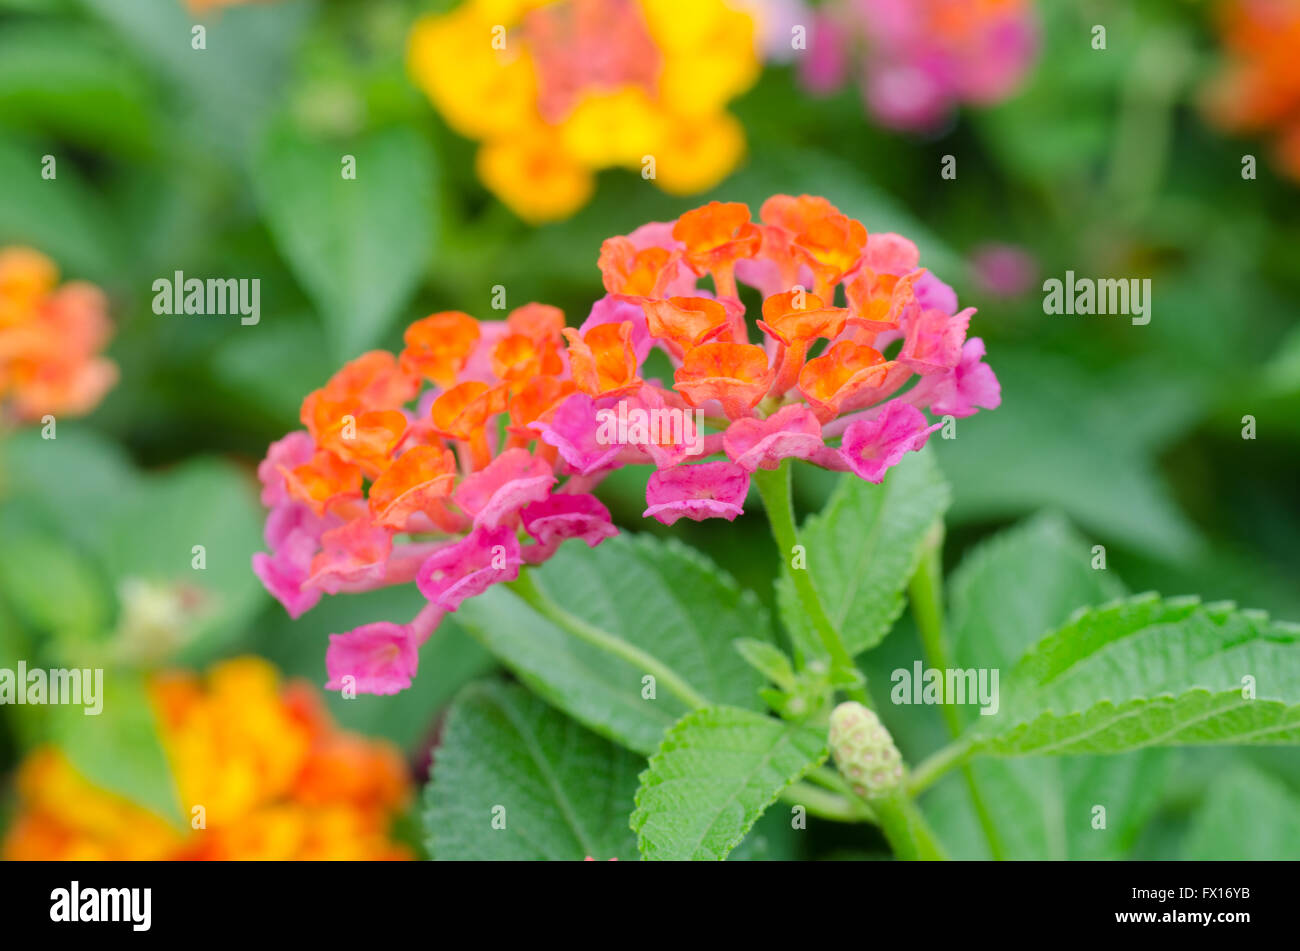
[907,524,1006,859]
[752,461,871,707]
[506,566,712,711]
[871,792,948,860]
[780,782,875,824]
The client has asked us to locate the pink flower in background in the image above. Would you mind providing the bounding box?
[968,242,1039,298]
[798,0,1040,131]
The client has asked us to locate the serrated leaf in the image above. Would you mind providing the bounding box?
[631,705,827,861]
[253,124,437,361]
[424,682,641,861]
[777,448,949,662]
[922,514,1171,859]
[455,533,773,754]
[967,595,1300,756]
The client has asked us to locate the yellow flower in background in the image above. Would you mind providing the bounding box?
[2,658,412,861]
[408,0,762,222]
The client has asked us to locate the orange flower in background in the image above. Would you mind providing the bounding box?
[0,247,117,424]
[2,658,412,861]
[407,0,761,221]
[1204,0,1300,181]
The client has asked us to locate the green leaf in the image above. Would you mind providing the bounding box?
[630,706,827,861]
[948,512,1126,677]
[0,429,265,657]
[967,595,1300,756]
[52,671,182,827]
[777,448,949,662]
[455,533,773,754]
[1182,764,1300,860]
[424,681,642,861]
[0,135,121,283]
[0,22,155,156]
[933,348,1203,560]
[924,514,1169,859]
[0,509,109,640]
[253,123,438,361]
[733,638,795,689]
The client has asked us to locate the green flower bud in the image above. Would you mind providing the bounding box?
[828,702,903,799]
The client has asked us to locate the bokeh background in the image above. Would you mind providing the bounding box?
[1,0,1297,859]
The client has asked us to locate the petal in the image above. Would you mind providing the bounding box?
[521,493,618,563]
[324,623,420,696]
[452,447,556,529]
[530,392,623,476]
[415,525,521,611]
[723,405,825,471]
[643,461,750,525]
[838,403,940,483]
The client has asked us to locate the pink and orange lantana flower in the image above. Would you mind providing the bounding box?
[253,194,999,697]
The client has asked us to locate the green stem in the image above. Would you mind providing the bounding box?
[906,739,972,797]
[752,462,870,707]
[907,526,1006,860]
[780,782,875,824]
[506,567,711,711]
[871,793,948,860]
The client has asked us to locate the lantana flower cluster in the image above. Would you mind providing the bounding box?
[253,299,622,695]
[407,0,760,221]
[579,195,1000,524]
[800,0,1039,131]
[2,659,411,861]
[1203,0,1300,182]
[0,247,117,425]
[253,193,997,697]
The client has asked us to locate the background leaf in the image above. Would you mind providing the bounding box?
[253,122,438,361]
[1181,763,1300,860]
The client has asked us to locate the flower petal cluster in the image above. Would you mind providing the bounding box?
[585,195,999,524]
[408,0,761,221]
[1203,0,1300,182]
[2,658,412,860]
[801,0,1039,130]
[0,247,117,424]
[254,303,617,694]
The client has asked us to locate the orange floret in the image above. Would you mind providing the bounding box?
[671,201,761,295]
[674,341,775,418]
[598,237,676,296]
[318,409,408,479]
[367,444,459,530]
[561,322,642,398]
[399,312,482,387]
[642,296,733,355]
[797,340,891,422]
[283,449,364,514]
